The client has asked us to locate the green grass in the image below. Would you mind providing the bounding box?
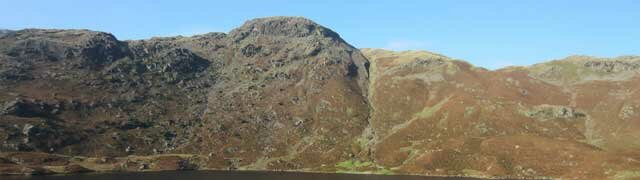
[375,168,394,175]
[612,170,640,180]
[335,160,393,175]
[336,160,372,169]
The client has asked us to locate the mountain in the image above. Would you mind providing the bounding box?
[1,17,639,179]
[362,49,640,179]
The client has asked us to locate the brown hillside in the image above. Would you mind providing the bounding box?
[0,18,639,179]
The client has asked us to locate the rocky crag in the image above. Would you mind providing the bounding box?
[1,17,639,179]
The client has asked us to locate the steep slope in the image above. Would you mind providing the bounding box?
[0,28,222,157]
[0,17,370,173]
[192,17,371,170]
[362,48,640,179]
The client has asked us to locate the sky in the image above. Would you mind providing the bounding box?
[1,0,639,69]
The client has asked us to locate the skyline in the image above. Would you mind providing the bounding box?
[1,0,638,69]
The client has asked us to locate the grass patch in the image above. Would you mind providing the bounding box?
[335,160,392,175]
[613,170,640,180]
[336,160,372,169]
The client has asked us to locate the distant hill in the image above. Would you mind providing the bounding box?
[0,29,13,37]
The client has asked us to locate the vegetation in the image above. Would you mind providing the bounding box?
[335,160,392,175]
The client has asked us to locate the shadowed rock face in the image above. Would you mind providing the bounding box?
[1,17,639,179]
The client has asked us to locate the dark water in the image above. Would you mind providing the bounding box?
[4,171,480,180]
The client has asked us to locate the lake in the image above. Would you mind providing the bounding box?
[3,170,481,180]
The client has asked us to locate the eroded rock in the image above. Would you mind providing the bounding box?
[521,104,586,122]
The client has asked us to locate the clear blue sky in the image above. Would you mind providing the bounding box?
[1,0,638,69]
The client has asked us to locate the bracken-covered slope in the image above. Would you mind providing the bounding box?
[0,17,639,179]
[362,48,640,179]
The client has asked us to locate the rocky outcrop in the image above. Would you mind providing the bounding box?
[518,55,640,85]
[0,29,128,69]
[0,98,62,118]
[0,17,370,174]
[520,104,587,122]
[198,16,370,169]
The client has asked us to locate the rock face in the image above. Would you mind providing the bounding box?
[522,55,640,85]
[0,17,370,173]
[192,17,370,169]
[0,17,639,179]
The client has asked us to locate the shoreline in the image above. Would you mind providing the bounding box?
[0,152,550,179]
